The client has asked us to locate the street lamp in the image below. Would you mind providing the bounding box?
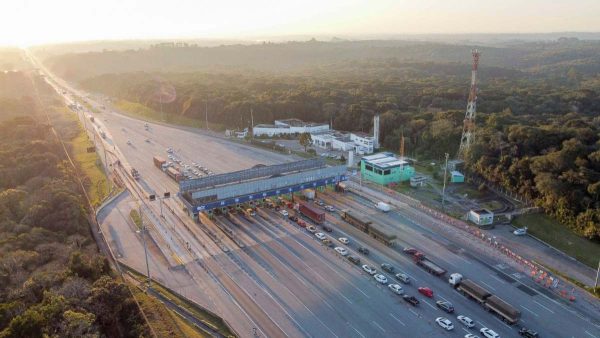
[441,153,449,212]
[149,192,171,218]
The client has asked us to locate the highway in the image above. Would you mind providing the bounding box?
[33,55,600,337]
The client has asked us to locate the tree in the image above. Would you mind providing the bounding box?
[299,132,312,152]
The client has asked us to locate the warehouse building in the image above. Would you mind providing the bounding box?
[311,130,374,154]
[468,209,494,226]
[253,118,329,137]
[360,152,415,185]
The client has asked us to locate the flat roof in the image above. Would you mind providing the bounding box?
[254,124,289,129]
[451,171,464,176]
[472,209,493,215]
[363,153,409,168]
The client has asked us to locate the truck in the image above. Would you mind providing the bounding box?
[153,156,167,171]
[449,273,520,325]
[302,189,316,200]
[299,201,325,224]
[166,167,182,182]
[376,201,391,212]
[341,210,372,232]
[130,168,140,180]
[448,273,491,303]
[484,295,521,325]
[413,254,446,276]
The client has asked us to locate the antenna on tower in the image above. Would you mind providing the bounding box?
[457,49,481,159]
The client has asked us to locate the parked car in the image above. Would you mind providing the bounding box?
[457,315,475,328]
[334,247,348,256]
[347,255,361,265]
[435,317,454,331]
[418,287,433,298]
[395,272,410,284]
[402,295,419,306]
[480,328,500,338]
[513,227,528,236]
[388,283,404,295]
[374,274,388,284]
[362,265,377,275]
[381,263,395,273]
[338,237,349,244]
[358,247,370,255]
[436,301,454,313]
[519,328,538,337]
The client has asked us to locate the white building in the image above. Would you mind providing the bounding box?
[253,118,329,137]
[311,130,375,154]
[468,209,494,226]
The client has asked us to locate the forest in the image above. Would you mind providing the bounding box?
[0,70,149,337]
[41,39,600,240]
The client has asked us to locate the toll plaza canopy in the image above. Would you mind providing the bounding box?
[179,158,347,213]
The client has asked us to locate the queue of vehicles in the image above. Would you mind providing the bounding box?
[152,148,215,182]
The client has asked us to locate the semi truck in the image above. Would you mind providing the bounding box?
[449,273,521,325]
[448,273,491,303]
[299,201,325,224]
[341,210,372,232]
[153,156,167,171]
[341,210,396,246]
[166,167,182,182]
[413,253,446,276]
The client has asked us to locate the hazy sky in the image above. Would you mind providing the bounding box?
[3,0,599,46]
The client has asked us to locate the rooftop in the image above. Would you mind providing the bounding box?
[275,118,328,128]
[362,152,409,168]
[472,208,493,215]
[254,124,289,129]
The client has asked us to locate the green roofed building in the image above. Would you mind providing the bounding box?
[360,152,415,185]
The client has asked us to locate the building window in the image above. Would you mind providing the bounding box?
[383,169,391,175]
[375,169,382,175]
[365,164,373,172]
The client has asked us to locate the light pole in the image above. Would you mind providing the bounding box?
[149,192,171,219]
[441,153,449,211]
[140,204,151,287]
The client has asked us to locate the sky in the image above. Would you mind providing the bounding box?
[2,0,600,46]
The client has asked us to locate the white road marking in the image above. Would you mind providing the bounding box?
[533,300,555,314]
[490,275,507,284]
[520,305,539,317]
[585,330,598,338]
[372,320,386,332]
[479,280,496,291]
[477,320,490,328]
[350,324,366,338]
[423,299,437,310]
[437,294,450,302]
[462,328,470,334]
[408,308,419,317]
[389,313,406,326]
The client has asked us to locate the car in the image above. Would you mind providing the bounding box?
[418,287,433,298]
[395,272,410,284]
[322,225,333,232]
[381,263,395,273]
[402,294,419,306]
[457,315,475,328]
[374,274,388,284]
[513,227,527,236]
[289,215,298,222]
[334,247,348,256]
[280,210,289,217]
[480,328,500,338]
[324,205,335,212]
[403,247,419,255]
[338,237,349,244]
[306,225,317,233]
[347,255,361,265]
[362,265,377,275]
[315,232,326,240]
[297,220,306,228]
[145,138,150,143]
[315,200,325,206]
[436,300,454,313]
[126,140,132,145]
[358,247,369,255]
[435,317,454,331]
[464,335,480,338]
[518,328,538,337]
[388,283,404,295]
[322,238,333,247]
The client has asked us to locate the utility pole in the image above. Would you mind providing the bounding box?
[250,108,254,139]
[442,153,449,211]
[205,96,209,130]
[140,204,151,286]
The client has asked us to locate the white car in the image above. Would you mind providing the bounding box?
[334,247,348,256]
[338,237,349,244]
[324,205,335,212]
[388,283,404,295]
[457,315,475,328]
[374,274,388,284]
[513,227,527,236]
[306,226,317,233]
[480,328,499,338]
[362,265,377,275]
[280,210,289,217]
[435,317,454,331]
[464,334,480,338]
[315,232,326,240]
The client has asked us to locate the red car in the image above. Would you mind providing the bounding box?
[297,220,306,228]
[418,287,433,298]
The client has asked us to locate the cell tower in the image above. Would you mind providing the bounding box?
[457,49,481,159]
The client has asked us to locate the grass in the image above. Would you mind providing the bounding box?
[130,209,142,229]
[115,100,225,131]
[130,284,204,338]
[453,184,488,199]
[512,213,600,269]
[480,200,504,211]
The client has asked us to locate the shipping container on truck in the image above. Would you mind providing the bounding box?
[166,167,182,182]
[413,254,446,276]
[153,156,167,170]
[299,201,325,224]
[448,274,491,303]
[484,295,521,325]
[341,210,372,232]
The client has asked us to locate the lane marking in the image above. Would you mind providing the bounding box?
[462,328,470,334]
[490,275,507,284]
[349,324,366,338]
[585,330,598,338]
[480,280,496,291]
[533,300,555,314]
[372,320,386,332]
[422,299,437,310]
[389,313,406,326]
[477,320,490,328]
[408,308,419,317]
[437,295,450,302]
[520,305,539,317]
